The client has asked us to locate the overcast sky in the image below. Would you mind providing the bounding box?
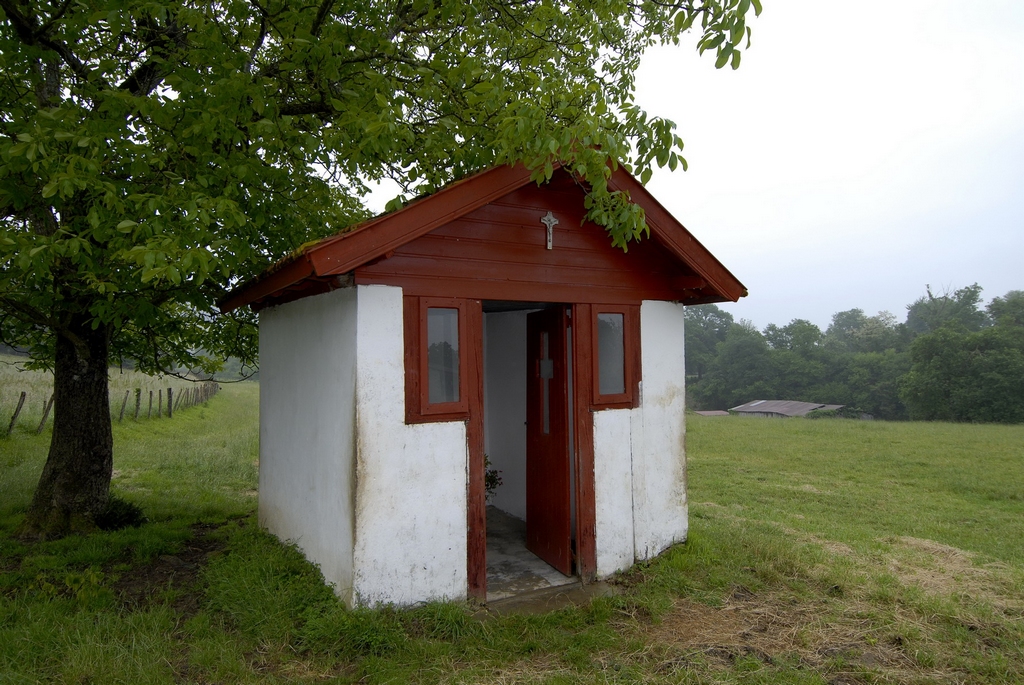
[365,1,1024,331]
[635,0,1024,329]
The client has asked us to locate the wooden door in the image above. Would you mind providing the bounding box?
[526,307,573,576]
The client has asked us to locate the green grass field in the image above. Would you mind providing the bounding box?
[1,389,1022,684]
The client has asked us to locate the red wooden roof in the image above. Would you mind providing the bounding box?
[219,163,747,313]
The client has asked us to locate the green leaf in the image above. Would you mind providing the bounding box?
[116,220,138,232]
[715,45,733,69]
[141,267,162,282]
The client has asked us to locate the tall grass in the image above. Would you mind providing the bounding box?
[0,353,209,435]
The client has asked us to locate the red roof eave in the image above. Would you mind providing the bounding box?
[220,161,747,313]
[607,167,747,303]
[219,163,542,313]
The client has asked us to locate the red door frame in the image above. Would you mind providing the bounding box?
[525,307,573,576]
[466,300,487,599]
[571,303,598,582]
[466,302,599,600]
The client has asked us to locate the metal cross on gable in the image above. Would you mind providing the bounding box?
[540,211,558,250]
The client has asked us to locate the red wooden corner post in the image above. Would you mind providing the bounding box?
[572,303,598,581]
[465,299,487,599]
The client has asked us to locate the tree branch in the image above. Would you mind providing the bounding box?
[0,0,92,83]
[38,0,76,35]
[279,100,332,117]
[0,295,51,329]
[246,13,267,72]
[117,19,188,96]
[310,0,335,37]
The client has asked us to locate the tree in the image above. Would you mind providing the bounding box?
[900,323,1024,423]
[763,318,822,354]
[825,308,904,354]
[842,349,910,420]
[683,303,733,381]
[905,284,990,335]
[824,308,869,351]
[0,0,761,535]
[762,319,848,405]
[987,290,1024,327]
[694,321,775,410]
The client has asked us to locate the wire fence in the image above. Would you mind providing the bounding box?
[1,355,221,436]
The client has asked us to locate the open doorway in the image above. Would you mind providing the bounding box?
[482,301,578,600]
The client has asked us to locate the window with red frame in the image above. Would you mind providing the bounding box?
[590,304,640,409]
[404,296,471,422]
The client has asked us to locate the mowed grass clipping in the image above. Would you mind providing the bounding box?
[0,389,1022,684]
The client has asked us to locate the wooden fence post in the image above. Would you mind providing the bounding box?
[173,387,182,411]
[118,389,130,422]
[148,390,153,419]
[36,394,54,434]
[134,388,141,420]
[157,389,163,417]
[7,391,27,436]
[167,387,173,418]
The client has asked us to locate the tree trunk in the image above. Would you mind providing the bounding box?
[23,315,113,537]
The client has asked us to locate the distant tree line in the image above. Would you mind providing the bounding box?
[685,285,1024,423]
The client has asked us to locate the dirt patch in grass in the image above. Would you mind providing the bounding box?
[884,536,1024,613]
[112,522,227,615]
[646,588,928,683]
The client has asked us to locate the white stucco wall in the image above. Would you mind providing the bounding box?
[258,287,358,603]
[351,284,468,606]
[631,300,688,559]
[593,299,688,577]
[593,408,636,576]
[483,311,529,520]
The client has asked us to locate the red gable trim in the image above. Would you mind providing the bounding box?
[220,164,539,313]
[220,162,746,312]
[607,168,747,303]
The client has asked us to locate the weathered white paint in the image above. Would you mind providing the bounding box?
[631,300,688,559]
[258,287,358,604]
[593,408,636,576]
[592,299,688,576]
[482,310,529,520]
[352,284,468,606]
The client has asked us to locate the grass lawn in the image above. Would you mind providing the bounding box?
[1,387,1023,684]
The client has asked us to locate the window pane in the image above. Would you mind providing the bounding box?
[427,308,459,404]
[597,312,625,395]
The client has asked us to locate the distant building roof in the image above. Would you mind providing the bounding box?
[729,400,844,417]
[694,410,731,417]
